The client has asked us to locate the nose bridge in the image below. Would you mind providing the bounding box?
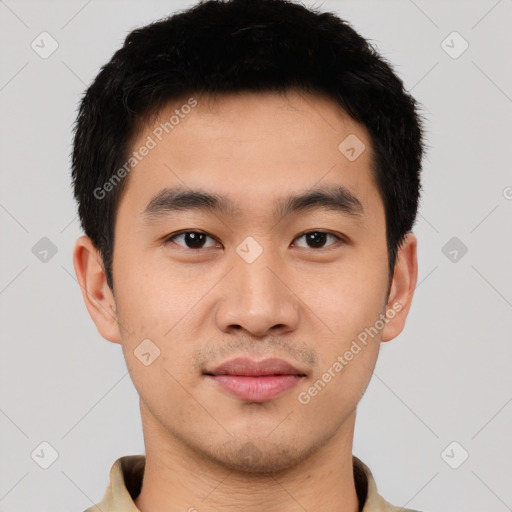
[215,239,299,335]
[235,240,284,305]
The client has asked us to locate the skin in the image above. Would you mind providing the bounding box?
[73,89,417,512]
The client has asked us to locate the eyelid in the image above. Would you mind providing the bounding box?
[164,230,219,248]
[292,230,343,248]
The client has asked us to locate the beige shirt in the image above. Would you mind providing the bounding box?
[83,455,420,512]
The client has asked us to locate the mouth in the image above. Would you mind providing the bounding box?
[203,357,307,402]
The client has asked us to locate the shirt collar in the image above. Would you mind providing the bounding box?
[84,454,412,512]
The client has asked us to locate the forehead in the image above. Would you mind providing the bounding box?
[118,89,379,220]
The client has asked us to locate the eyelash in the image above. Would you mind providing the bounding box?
[163,230,345,251]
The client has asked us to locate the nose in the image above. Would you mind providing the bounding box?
[215,246,300,338]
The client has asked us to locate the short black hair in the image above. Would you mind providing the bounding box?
[71,0,424,292]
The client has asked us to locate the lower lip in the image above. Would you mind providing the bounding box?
[206,375,304,402]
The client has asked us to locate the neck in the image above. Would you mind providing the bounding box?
[134,403,360,512]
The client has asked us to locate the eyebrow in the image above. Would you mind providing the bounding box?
[141,184,364,224]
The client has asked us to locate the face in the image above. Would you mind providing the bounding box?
[74,89,417,473]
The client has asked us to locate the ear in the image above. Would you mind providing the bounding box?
[381,233,418,342]
[72,235,122,344]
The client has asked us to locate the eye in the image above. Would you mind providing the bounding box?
[164,230,343,251]
[165,231,219,250]
[292,231,342,249]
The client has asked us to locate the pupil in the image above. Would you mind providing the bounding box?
[307,232,326,248]
[186,232,205,248]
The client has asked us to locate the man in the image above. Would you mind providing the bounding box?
[71,0,424,510]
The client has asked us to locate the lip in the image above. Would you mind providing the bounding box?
[203,357,307,402]
[206,357,306,377]
[206,375,304,402]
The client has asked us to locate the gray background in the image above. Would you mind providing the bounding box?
[1,1,511,511]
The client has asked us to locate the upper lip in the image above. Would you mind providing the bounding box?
[205,357,307,377]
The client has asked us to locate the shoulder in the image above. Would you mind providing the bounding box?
[354,456,426,512]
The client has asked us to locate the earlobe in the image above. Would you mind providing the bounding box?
[381,233,418,342]
[72,235,122,344]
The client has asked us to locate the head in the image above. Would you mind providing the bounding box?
[72,0,422,473]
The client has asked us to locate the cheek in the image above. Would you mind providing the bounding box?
[115,272,199,422]
[308,286,383,392]
[114,250,194,336]
[295,343,378,427]
[292,254,388,332]
[292,255,387,391]
[113,256,215,387]
[295,270,384,413]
